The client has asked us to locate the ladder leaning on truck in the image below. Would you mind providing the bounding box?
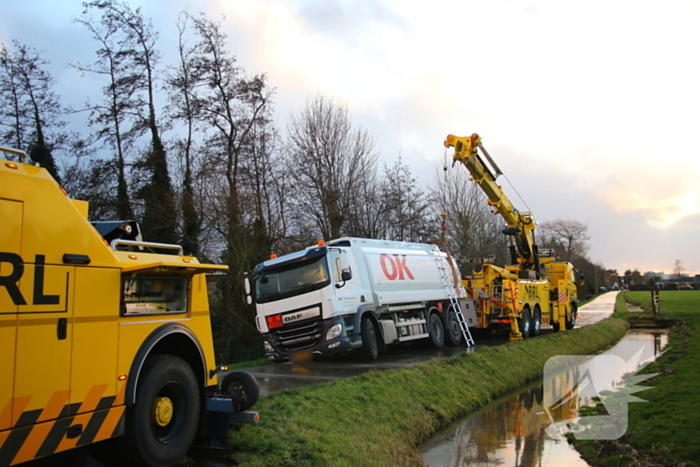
[0,146,259,467]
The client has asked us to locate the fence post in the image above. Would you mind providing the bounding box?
[651,289,660,317]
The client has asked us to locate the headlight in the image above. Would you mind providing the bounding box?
[326,323,342,340]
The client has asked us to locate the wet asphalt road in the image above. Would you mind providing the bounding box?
[238,291,618,398]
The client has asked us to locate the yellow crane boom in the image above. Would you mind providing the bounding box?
[444,133,540,275]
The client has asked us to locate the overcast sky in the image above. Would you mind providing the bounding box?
[2,0,699,276]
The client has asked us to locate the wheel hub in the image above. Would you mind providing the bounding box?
[154,396,174,427]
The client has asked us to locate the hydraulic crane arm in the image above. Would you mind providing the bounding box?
[444,133,539,272]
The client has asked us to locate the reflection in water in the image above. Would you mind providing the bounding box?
[421,331,668,467]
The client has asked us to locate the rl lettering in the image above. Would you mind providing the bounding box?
[0,253,60,306]
[379,254,415,281]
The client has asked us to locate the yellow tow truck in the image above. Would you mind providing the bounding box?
[444,134,582,340]
[0,147,259,466]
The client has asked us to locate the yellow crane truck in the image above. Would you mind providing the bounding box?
[444,134,582,340]
[0,147,259,466]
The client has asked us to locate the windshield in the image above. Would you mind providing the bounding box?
[255,256,330,303]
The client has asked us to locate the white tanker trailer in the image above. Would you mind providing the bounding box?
[246,237,478,361]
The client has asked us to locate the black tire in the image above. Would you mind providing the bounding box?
[552,320,561,332]
[427,312,445,348]
[445,308,462,346]
[566,302,577,330]
[532,306,542,337]
[518,308,532,339]
[118,354,200,467]
[359,316,379,361]
[221,371,260,412]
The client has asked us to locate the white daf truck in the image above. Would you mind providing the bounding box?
[247,237,477,361]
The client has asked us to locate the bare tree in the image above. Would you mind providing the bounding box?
[166,12,201,243]
[0,40,65,182]
[287,93,379,240]
[0,43,29,151]
[431,165,508,269]
[673,259,685,280]
[538,218,590,262]
[73,7,142,220]
[83,0,177,243]
[59,137,118,220]
[380,155,433,242]
[175,12,275,361]
[344,155,385,239]
[186,12,273,254]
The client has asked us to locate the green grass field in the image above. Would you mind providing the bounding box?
[220,316,629,467]
[573,290,700,467]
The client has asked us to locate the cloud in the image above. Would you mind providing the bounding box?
[2,0,699,274]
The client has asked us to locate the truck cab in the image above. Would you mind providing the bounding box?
[253,243,370,360]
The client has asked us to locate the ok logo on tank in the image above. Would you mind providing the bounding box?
[379,254,415,281]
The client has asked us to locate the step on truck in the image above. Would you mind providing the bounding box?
[0,147,259,467]
[247,237,477,362]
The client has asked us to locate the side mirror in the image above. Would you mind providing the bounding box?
[335,252,352,288]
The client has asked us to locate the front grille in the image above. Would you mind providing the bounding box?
[273,318,323,352]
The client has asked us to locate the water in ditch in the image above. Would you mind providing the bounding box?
[421,330,668,467]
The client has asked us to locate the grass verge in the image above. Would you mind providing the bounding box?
[225,316,628,467]
[225,358,275,371]
[571,290,700,467]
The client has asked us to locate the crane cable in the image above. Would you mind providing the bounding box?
[501,172,533,215]
[444,144,533,215]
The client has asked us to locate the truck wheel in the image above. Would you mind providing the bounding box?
[428,312,445,348]
[359,317,379,361]
[445,309,462,346]
[119,354,199,467]
[532,306,542,337]
[221,371,260,412]
[518,308,532,339]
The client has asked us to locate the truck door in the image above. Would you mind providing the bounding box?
[14,258,74,429]
[328,249,361,313]
[69,267,119,414]
[0,199,22,432]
